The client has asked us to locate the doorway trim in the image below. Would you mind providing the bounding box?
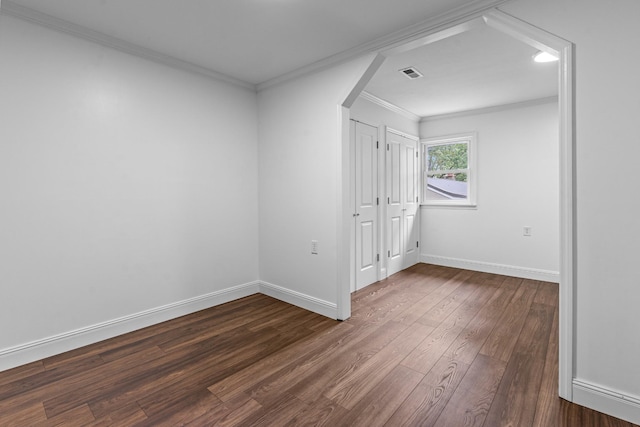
[339,9,575,401]
[482,10,575,402]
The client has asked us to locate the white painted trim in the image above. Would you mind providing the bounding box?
[386,127,419,142]
[0,0,255,91]
[420,96,558,122]
[420,204,477,210]
[484,10,565,58]
[349,118,378,130]
[1,0,510,94]
[484,9,575,402]
[420,255,560,282]
[259,281,338,319]
[339,106,354,320]
[0,0,510,97]
[0,281,260,372]
[342,56,386,109]
[359,91,421,122]
[381,17,486,58]
[257,0,510,91]
[0,277,343,373]
[557,39,576,405]
[573,380,640,425]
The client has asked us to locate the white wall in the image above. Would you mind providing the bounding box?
[502,0,640,422]
[420,101,559,281]
[258,55,378,317]
[0,14,259,368]
[3,1,640,422]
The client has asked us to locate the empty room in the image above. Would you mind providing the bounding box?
[1,0,639,425]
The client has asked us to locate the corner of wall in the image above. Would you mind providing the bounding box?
[420,254,560,282]
[258,281,338,319]
[0,281,260,372]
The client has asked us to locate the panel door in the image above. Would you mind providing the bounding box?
[403,137,420,269]
[355,122,379,290]
[386,131,405,276]
[387,130,420,276]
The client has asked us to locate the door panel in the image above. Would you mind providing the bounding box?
[389,141,402,206]
[360,137,374,206]
[391,215,401,259]
[355,122,379,290]
[360,220,375,269]
[404,212,418,266]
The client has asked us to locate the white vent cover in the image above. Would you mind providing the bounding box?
[399,67,423,79]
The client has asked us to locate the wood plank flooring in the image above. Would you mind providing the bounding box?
[0,263,637,426]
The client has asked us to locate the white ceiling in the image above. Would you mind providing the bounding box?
[2,0,557,117]
[5,0,497,85]
[366,24,558,117]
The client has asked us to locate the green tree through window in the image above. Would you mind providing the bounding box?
[427,143,468,182]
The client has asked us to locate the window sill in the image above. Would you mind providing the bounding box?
[420,203,478,210]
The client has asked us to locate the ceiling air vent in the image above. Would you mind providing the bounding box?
[399,67,423,80]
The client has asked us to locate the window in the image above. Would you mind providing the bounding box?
[422,133,477,206]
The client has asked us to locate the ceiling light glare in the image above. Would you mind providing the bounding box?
[533,50,559,63]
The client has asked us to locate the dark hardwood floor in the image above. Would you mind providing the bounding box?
[0,264,637,426]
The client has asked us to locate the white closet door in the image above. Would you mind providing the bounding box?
[355,122,379,290]
[386,130,420,276]
[386,131,404,276]
[403,137,419,269]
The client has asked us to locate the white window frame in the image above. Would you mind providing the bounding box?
[421,132,477,207]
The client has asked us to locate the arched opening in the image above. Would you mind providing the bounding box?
[339,9,574,400]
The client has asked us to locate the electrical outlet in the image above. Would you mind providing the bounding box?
[311,240,319,254]
[523,226,532,237]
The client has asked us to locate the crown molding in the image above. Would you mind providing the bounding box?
[420,96,558,122]
[256,0,510,91]
[1,0,509,93]
[0,0,256,91]
[359,92,558,124]
[359,91,421,122]
[387,127,419,142]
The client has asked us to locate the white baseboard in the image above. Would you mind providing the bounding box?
[0,280,338,373]
[420,254,559,282]
[573,379,640,425]
[0,281,260,373]
[259,281,337,319]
